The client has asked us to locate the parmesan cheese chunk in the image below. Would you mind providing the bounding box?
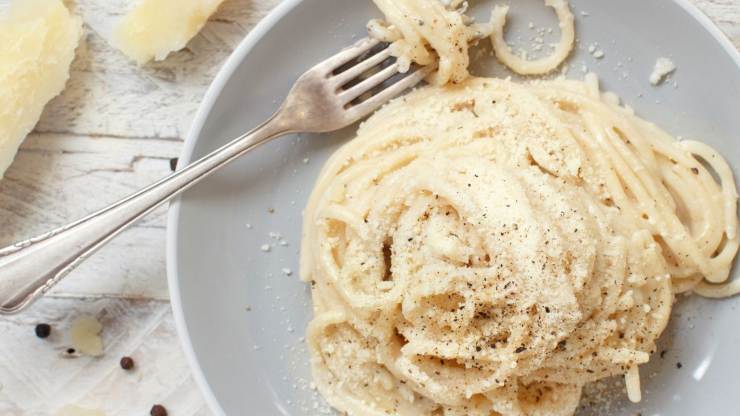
[113,0,226,64]
[70,315,104,356]
[0,0,82,177]
[649,57,676,85]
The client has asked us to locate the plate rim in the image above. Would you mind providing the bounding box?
[165,1,740,415]
[166,1,303,414]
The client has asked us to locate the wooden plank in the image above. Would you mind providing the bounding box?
[0,133,179,298]
[35,0,280,139]
[0,297,208,416]
[0,2,736,416]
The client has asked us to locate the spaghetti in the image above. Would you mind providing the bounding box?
[370,0,575,80]
[300,0,739,414]
[300,76,738,415]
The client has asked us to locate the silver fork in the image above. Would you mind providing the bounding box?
[0,38,433,314]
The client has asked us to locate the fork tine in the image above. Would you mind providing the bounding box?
[338,62,400,104]
[346,65,434,119]
[321,37,381,72]
[331,46,393,87]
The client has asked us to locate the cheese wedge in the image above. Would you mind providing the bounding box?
[0,0,82,177]
[113,0,226,64]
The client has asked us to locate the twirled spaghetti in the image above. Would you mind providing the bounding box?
[369,0,488,84]
[300,76,739,415]
[369,0,575,81]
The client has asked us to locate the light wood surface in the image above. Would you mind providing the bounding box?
[0,1,737,415]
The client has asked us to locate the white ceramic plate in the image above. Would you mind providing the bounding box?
[167,0,740,414]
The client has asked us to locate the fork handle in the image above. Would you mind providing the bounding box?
[0,112,290,314]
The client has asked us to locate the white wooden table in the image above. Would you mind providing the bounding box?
[0,1,737,415]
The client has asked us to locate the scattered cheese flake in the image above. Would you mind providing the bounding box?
[70,316,103,357]
[0,0,82,177]
[592,50,605,59]
[260,244,271,252]
[113,0,227,64]
[282,268,293,276]
[649,57,676,85]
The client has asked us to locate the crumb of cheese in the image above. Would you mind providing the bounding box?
[0,0,82,177]
[70,315,104,356]
[113,0,226,64]
[650,57,676,85]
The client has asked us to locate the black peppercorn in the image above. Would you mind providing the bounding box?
[150,404,167,416]
[120,356,135,370]
[35,323,51,339]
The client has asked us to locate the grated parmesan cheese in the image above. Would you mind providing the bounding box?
[649,57,676,85]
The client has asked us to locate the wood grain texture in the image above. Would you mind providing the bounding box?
[0,297,208,416]
[0,0,736,415]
